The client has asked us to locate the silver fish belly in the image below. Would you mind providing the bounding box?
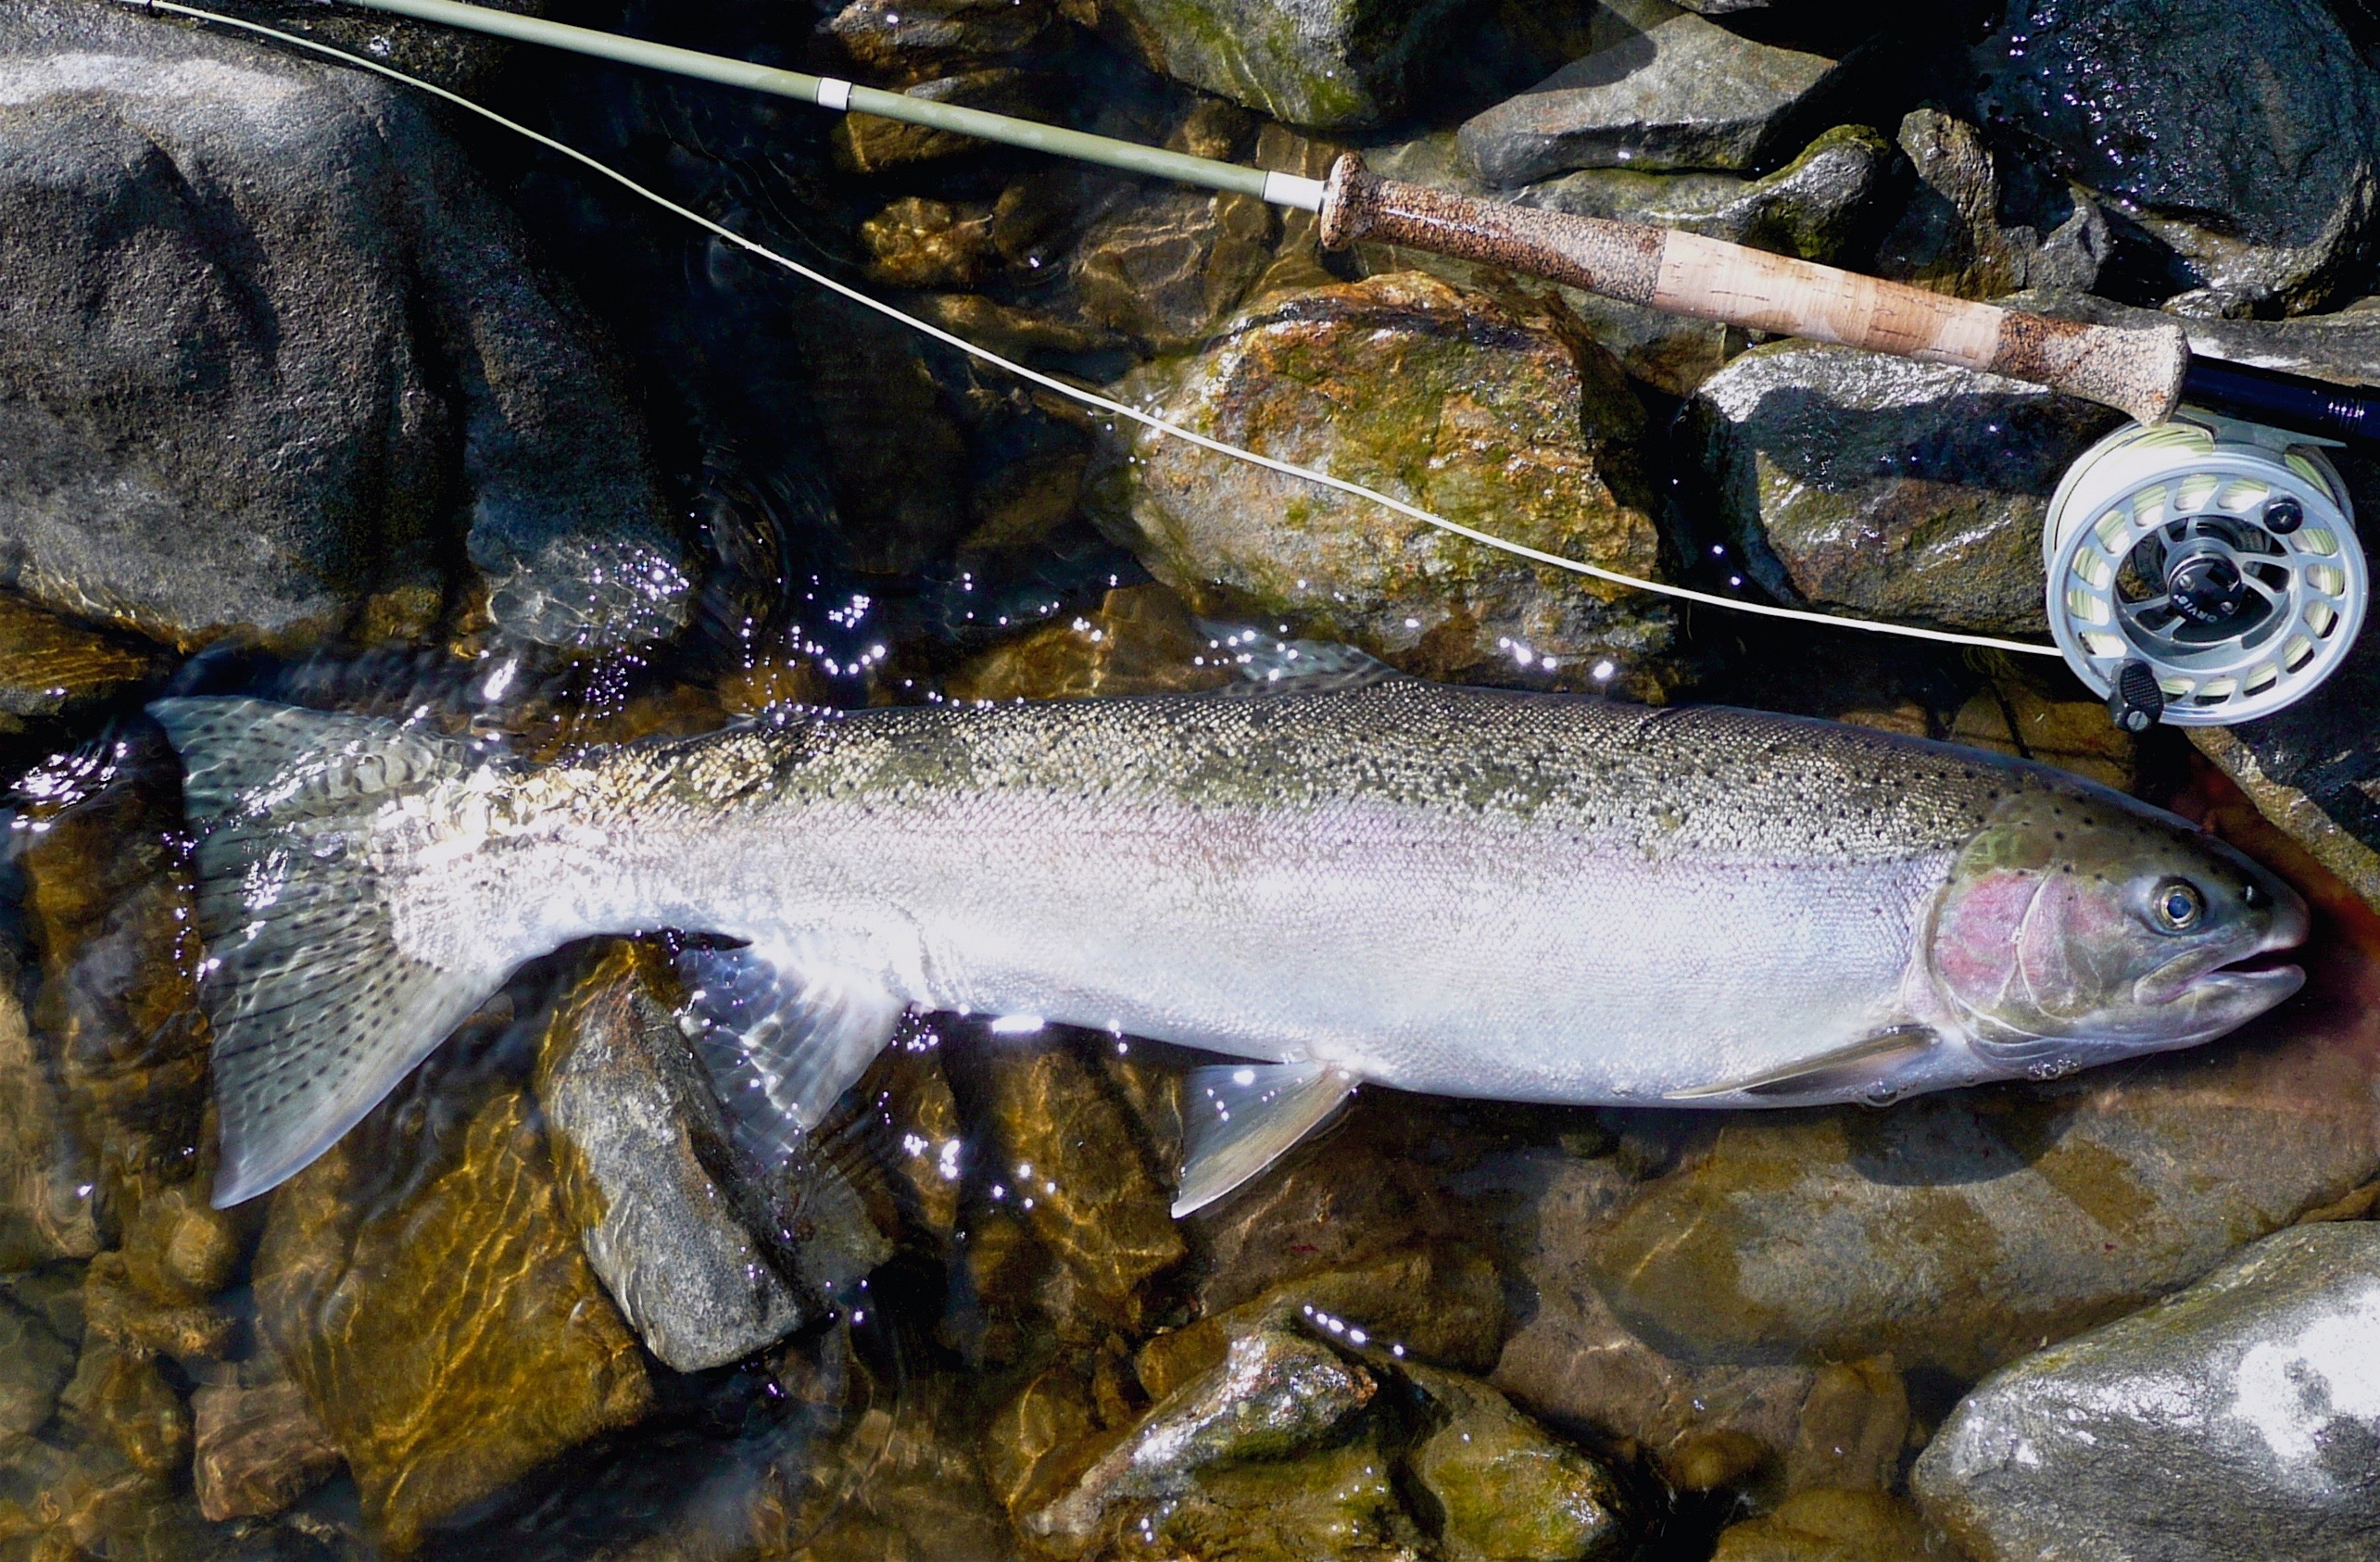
[151,675,2309,1212]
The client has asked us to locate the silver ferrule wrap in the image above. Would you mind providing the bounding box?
[1261,171,1328,212]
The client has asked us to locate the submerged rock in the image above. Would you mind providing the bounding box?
[1966,0,2380,313]
[1457,0,1850,186]
[0,1287,75,1439]
[1089,0,1468,129]
[1089,271,1678,695]
[255,1069,653,1551]
[834,69,1052,170]
[1075,186,1278,350]
[0,940,97,1273]
[0,596,162,738]
[0,0,686,652]
[1691,340,2125,636]
[829,0,1056,76]
[945,583,1234,701]
[189,1368,344,1523]
[533,945,816,1375]
[1912,1222,2380,1561]
[1712,1489,1945,1562]
[1578,910,2380,1376]
[1404,1364,1635,1562]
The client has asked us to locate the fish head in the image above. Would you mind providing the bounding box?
[1924,783,2308,1075]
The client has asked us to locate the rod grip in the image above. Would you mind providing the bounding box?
[1317,154,2187,426]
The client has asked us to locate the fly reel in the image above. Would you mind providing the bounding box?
[2044,412,2367,728]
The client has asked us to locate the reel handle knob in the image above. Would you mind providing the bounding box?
[2263,496,2304,535]
[2107,661,2166,733]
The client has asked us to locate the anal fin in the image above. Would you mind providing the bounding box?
[675,940,905,1168]
[1664,1027,1939,1103]
[1173,1061,1357,1217]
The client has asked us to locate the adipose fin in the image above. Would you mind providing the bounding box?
[1172,1061,1357,1217]
[150,698,518,1208]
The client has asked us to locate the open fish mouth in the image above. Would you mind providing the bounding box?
[2137,930,2308,1010]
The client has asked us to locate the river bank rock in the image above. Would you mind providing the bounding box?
[0,0,686,653]
[1457,0,1851,186]
[1912,1222,2380,1561]
[254,1061,653,1551]
[1690,340,2125,635]
[1089,271,1679,696]
[532,945,814,1375]
[1965,0,2380,313]
[1089,0,1469,130]
[1874,110,2107,299]
[1574,898,2380,1377]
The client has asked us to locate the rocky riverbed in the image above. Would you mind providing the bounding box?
[2,0,2379,1556]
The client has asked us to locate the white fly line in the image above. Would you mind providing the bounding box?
[132,0,2065,659]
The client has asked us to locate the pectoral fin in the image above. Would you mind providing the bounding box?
[1664,1027,1939,1103]
[675,940,905,1167]
[1172,1061,1358,1217]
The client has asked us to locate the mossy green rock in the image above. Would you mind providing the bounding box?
[1406,1365,1633,1562]
[1712,1489,1946,1562]
[1093,0,1468,129]
[255,1077,653,1551]
[1581,932,2380,1375]
[1089,271,1678,697]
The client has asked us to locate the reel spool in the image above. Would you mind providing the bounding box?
[2044,412,2367,727]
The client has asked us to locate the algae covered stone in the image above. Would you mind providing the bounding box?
[255,1070,653,1551]
[1090,0,1467,129]
[1089,271,1677,694]
[1405,1364,1634,1562]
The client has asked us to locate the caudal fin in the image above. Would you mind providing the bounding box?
[150,698,513,1208]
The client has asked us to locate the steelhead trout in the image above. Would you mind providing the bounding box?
[152,670,2308,1214]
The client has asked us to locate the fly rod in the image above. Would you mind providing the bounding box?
[319,0,2227,423]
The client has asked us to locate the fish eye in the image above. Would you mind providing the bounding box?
[2150,879,2206,933]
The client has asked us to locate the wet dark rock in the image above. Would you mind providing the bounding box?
[1967,0,2380,313]
[1529,124,1897,268]
[829,0,1057,77]
[1912,1222,2380,1561]
[1690,340,2126,635]
[1578,913,2380,1377]
[1090,0,1470,129]
[1875,110,2107,299]
[945,583,1235,701]
[1089,271,1680,696]
[0,0,686,652]
[1712,1489,1946,1562]
[82,1250,233,1365]
[189,1368,343,1523]
[1075,186,1278,349]
[59,1338,189,1483]
[1457,0,1850,186]
[255,1071,653,1551]
[532,945,819,1375]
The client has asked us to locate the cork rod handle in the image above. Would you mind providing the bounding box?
[1316,154,2187,426]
